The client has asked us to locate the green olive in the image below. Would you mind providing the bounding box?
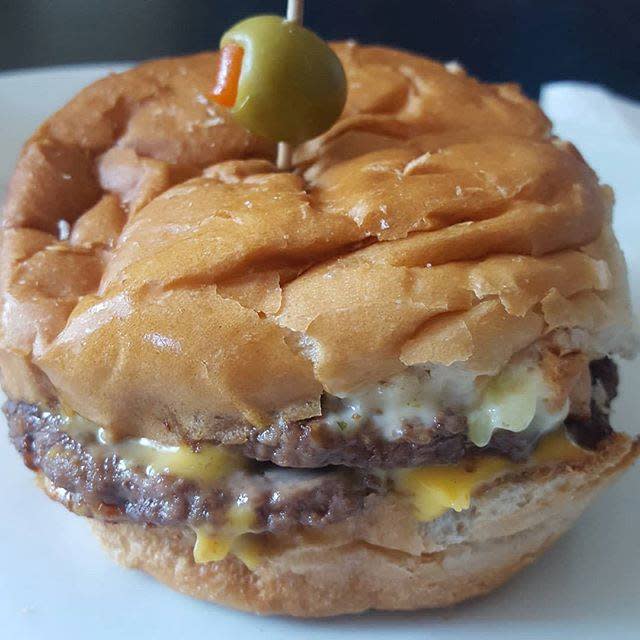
[221,15,347,144]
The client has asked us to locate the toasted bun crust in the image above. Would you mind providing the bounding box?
[92,434,638,616]
[0,45,634,440]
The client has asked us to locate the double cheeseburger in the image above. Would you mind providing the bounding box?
[1,42,638,617]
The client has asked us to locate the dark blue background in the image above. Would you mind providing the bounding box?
[2,0,638,99]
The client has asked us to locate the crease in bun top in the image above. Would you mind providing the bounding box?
[1,42,638,617]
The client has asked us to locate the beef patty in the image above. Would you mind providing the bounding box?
[3,358,617,533]
[5,402,382,533]
[239,358,619,467]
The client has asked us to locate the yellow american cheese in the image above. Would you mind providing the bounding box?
[192,505,263,569]
[146,442,241,484]
[193,530,264,570]
[532,427,591,464]
[193,530,234,563]
[63,413,246,484]
[394,457,510,521]
[394,427,591,522]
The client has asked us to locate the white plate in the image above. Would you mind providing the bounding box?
[0,66,638,640]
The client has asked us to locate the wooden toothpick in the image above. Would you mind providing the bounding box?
[276,142,294,171]
[276,0,305,171]
[286,0,304,22]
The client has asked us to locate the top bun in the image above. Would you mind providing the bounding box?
[0,44,633,441]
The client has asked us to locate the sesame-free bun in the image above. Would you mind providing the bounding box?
[91,433,638,617]
[0,45,633,441]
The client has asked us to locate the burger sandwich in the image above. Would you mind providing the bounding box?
[1,41,638,616]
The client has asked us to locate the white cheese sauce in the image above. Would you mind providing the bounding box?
[61,360,574,455]
[323,362,570,447]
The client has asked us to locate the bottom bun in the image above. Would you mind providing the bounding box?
[92,435,638,617]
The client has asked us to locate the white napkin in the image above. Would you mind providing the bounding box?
[541,81,640,138]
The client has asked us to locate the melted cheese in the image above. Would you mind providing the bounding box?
[323,365,477,439]
[467,364,569,447]
[394,428,592,522]
[192,505,263,569]
[533,427,591,464]
[62,414,244,482]
[193,530,234,563]
[193,530,264,570]
[132,440,241,483]
[394,457,510,521]
[324,362,569,446]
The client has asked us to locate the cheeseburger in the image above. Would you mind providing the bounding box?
[1,41,638,616]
